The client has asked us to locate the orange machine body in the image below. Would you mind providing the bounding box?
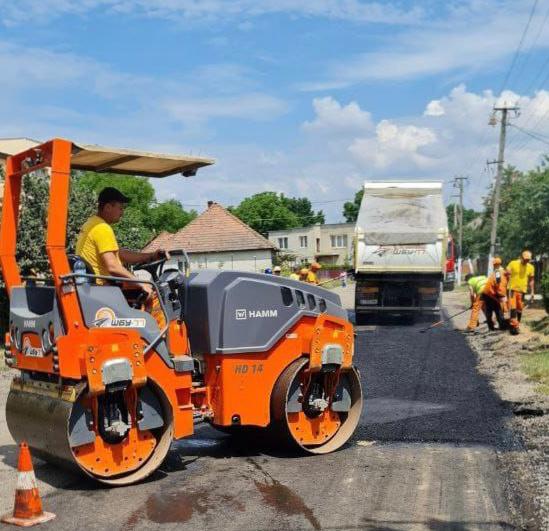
[1,138,361,484]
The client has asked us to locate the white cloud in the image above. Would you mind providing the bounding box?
[294,87,549,213]
[424,100,444,117]
[300,0,549,89]
[0,41,287,137]
[302,96,373,134]
[349,120,437,170]
[0,0,424,26]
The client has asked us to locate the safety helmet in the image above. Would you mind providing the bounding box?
[492,256,502,267]
[264,268,272,274]
[521,250,532,260]
[310,262,321,271]
[273,266,281,272]
[300,268,309,276]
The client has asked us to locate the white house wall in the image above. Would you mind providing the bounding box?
[167,250,273,273]
[268,223,354,266]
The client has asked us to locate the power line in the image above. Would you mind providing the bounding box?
[509,122,549,147]
[498,0,539,95]
[512,2,549,93]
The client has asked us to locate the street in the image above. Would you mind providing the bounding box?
[0,287,517,530]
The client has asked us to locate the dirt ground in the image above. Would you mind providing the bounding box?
[445,289,549,529]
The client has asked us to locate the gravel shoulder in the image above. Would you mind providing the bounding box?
[444,289,549,530]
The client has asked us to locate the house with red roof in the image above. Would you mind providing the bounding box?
[144,201,276,272]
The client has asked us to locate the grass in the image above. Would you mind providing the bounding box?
[522,350,549,396]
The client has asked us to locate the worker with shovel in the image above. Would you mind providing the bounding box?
[465,272,488,332]
[481,257,508,331]
[506,250,535,335]
[465,257,508,332]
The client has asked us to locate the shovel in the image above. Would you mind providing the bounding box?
[419,307,471,333]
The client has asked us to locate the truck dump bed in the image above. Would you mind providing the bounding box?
[355,182,448,274]
[354,181,448,319]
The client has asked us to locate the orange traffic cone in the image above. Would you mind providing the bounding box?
[1,442,55,527]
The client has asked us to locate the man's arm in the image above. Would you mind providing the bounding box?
[100,252,153,296]
[101,252,140,280]
[119,249,165,265]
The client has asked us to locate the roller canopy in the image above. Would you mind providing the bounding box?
[70,142,214,177]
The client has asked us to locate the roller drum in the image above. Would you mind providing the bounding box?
[5,379,174,486]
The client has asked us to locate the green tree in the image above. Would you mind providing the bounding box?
[343,189,364,222]
[15,171,96,274]
[76,171,196,247]
[231,192,301,234]
[78,172,155,217]
[280,195,324,225]
[446,203,483,258]
[148,200,197,234]
[497,164,549,259]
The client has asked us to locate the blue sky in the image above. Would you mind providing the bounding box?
[1,0,549,220]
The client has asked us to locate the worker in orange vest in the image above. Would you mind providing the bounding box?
[465,257,507,332]
[506,250,535,335]
[482,257,508,331]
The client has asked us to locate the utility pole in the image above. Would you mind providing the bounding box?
[488,103,519,274]
[452,176,468,285]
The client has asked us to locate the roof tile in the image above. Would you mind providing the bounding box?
[144,202,276,253]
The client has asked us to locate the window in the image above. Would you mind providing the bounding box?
[330,234,348,248]
[316,238,320,253]
[278,237,288,249]
[299,235,308,248]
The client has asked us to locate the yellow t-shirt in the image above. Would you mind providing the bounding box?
[306,271,319,284]
[506,259,535,293]
[75,215,121,277]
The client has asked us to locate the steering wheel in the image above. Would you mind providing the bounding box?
[133,253,169,280]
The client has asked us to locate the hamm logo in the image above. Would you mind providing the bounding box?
[235,309,278,320]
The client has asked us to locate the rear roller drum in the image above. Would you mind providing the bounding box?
[6,380,173,486]
[270,358,362,454]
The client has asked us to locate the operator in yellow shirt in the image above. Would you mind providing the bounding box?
[76,187,167,300]
[506,250,535,335]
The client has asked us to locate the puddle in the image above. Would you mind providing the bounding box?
[146,490,207,524]
[126,488,245,528]
[254,480,321,530]
[247,457,321,530]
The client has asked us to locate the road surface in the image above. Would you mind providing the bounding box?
[0,287,517,530]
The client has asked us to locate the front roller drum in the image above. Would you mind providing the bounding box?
[270,358,363,453]
[6,380,173,486]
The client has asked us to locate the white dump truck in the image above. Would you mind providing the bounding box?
[353,181,449,323]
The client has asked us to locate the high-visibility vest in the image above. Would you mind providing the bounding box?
[468,275,488,295]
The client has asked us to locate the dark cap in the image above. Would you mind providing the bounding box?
[98,187,130,205]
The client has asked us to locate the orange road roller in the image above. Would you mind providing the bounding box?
[0,138,363,485]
